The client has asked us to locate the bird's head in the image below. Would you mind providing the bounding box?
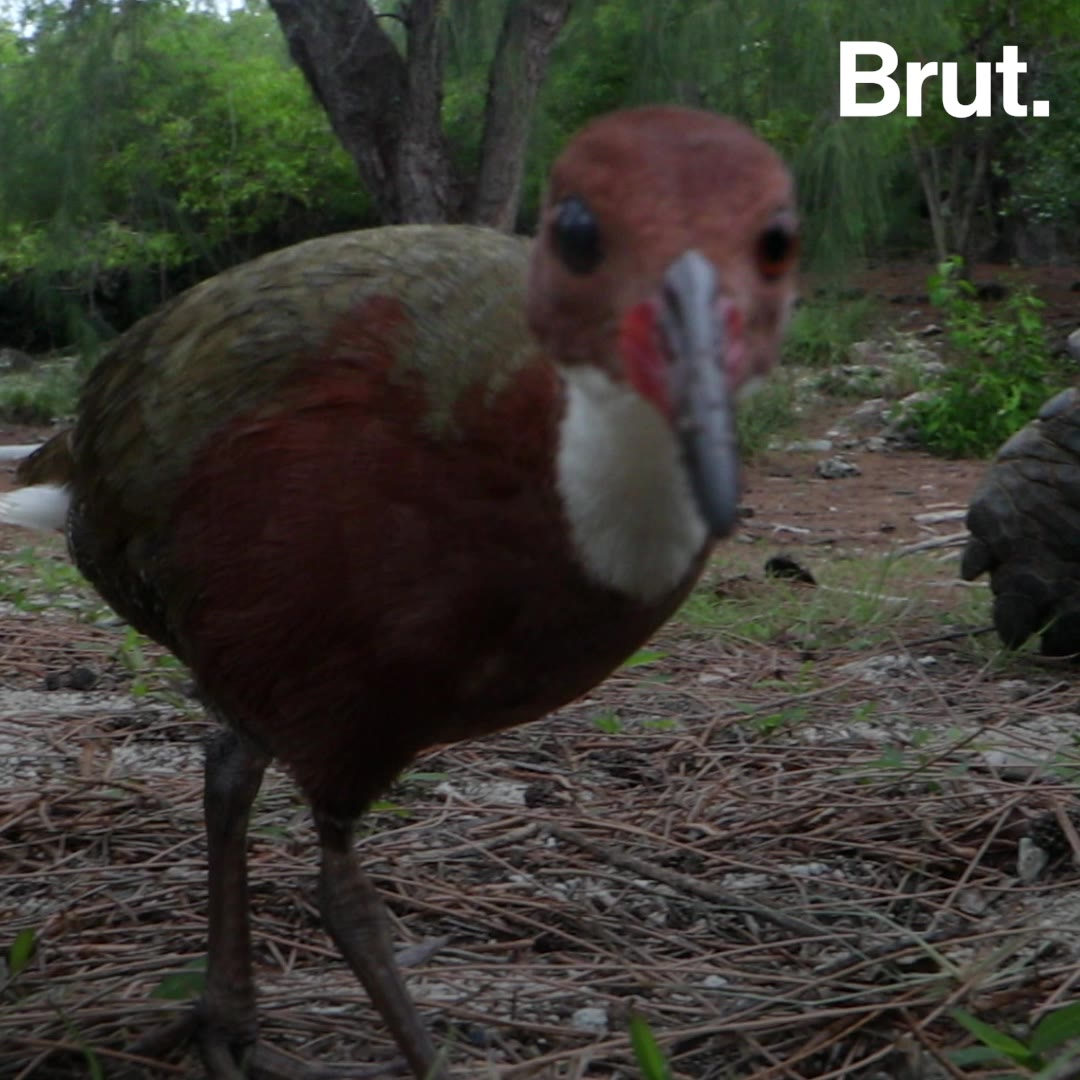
[526,106,798,539]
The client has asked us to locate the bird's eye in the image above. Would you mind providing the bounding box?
[756,223,798,280]
[551,196,604,275]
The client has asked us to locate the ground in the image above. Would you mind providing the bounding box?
[1,260,1079,1080]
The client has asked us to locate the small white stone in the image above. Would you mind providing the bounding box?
[571,1007,609,1034]
[816,457,860,479]
[998,679,1033,701]
[784,438,833,453]
[786,861,831,878]
[1018,838,1050,884]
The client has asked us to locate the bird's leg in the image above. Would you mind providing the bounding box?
[315,812,449,1080]
[125,729,267,1076]
[197,727,270,1075]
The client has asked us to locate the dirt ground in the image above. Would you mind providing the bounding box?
[1,261,1079,1079]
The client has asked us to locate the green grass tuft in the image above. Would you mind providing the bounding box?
[783,294,877,368]
[737,370,799,458]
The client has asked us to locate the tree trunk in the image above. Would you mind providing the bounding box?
[267,0,452,224]
[470,0,573,230]
[268,0,573,228]
[908,131,948,263]
[955,129,991,267]
[395,0,451,223]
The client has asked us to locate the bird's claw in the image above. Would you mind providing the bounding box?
[123,1006,405,1079]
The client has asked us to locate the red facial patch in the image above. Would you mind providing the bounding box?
[720,301,749,390]
[618,301,671,419]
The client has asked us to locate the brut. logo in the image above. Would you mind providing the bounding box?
[839,42,1051,118]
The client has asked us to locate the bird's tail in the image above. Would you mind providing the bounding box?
[0,445,43,462]
[0,432,74,531]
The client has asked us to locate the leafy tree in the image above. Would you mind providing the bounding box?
[1,0,1077,352]
[902,0,1080,265]
[0,0,361,346]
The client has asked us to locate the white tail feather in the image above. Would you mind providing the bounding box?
[0,444,43,462]
[0,484,70,530]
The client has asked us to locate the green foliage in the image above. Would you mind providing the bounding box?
[908,258,1065,458]
[625,0,936,268]
[115,625,189,702]
[2,0,1077,349]
[784,297,877,368]
[748,703,810,737]
[621,648,666,669]
[951,1002,1080,1076]
[678,551,941,654]
[630,1015,672,1080]
[523,1,646,219]
[736,371,798,459]
[976,7,1080,245]
[0,543,110,619]
[151,956,207,1001]
[592,711,623,735]
[0,361,81,423]
[999,47,1080,236]
[0,1,362,343]
[6,929,36,979]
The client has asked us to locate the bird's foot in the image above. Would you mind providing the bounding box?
[124,1005,402,1079]
[122,1004,252,1078]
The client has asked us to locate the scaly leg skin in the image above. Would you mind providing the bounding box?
[125,731,414,1079]
[198,728,270,1075]
[316,813,450,1080]
[126,728,267,1078]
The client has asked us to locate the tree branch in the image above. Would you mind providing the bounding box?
[907,129,947,262]
[471,0,573,230]
[394,0,452,222]
[267,0,410,221]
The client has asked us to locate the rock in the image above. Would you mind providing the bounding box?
[765,555,816,584]
[848,341,879,363]
[815,363,887,397]
[1040,388,1080,420]
[831,436,862,450]
[842,397,890,432]
[816,457,860,479]
[997,679,1034,702]
[783,438,833,453]
[570,1007,609,1035]
[44,665,99,691]
[962,388,1080,653]
[1018,837,1050,884]
[882,390,934,446]
[840,654,917,682]
[67,666,98,690]
[1067,328,1080,363]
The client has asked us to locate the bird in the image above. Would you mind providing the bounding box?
[962,386,1080,656]
[0,106,799,1078]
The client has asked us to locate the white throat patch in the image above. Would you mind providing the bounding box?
[556,366,709,603]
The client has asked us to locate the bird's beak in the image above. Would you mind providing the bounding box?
[660,250,740,538]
